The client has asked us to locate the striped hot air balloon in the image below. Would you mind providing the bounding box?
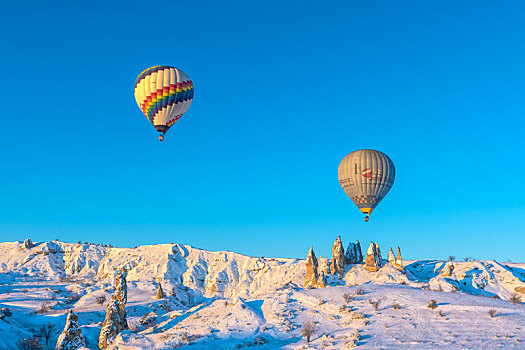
[134,65,194,141]
[338,149,395,222]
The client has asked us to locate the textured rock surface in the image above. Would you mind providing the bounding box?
[388,248,395,264]
[155,281,165,299]
[98,296,128,349]
[440,262,455,277]
[316,271,326,288]
[23,238,34,249]
[365,242,382,272]
[345,241,363,264]
[56,309,85,350]
[330,236,345,277]
[114,269,127,305]
[396,247,402,267]
[304,246,319,288]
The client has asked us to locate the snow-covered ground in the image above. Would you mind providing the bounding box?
[0,240,524,349]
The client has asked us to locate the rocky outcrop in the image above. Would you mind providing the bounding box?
[23,238,34,249]
[345,241,363,264]
[304,246,319,288]
[388,247,404,271]
[440,262,455,277]
[365,242,382,272]
[396,247,402,267]
[330,236,345,277]
[98,296,128,349]
[114,269,127,305]
[316,271,326,288]
[388,248,395,264]
[56,309,85,350]
[99,269,128,349]
[155,281,165,299]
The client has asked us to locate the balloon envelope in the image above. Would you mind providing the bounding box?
[338,149,395,218]
[134,65,194,135]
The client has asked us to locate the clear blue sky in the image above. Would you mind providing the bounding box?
[1,1,524,261]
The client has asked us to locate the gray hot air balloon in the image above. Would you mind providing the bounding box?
[338,149,395,222]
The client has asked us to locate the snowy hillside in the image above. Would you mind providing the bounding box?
[0,239,524,349]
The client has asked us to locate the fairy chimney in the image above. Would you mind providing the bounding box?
[388,248,395,264]
[304,246,319,288]
[365,241,382,272]
[98,296,128,349]
[316,271,326,288]
[55,309,85,350]
[155,281,165,299]
[330,235,345,278]
[345,240,363,264]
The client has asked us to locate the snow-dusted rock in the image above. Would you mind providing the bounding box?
[330,236,345,277]
[98,296,128,349]
[56,309,85,350]
[304,246,319,288]
[155,281,165,299]
[440,262,455,277]
[345,240,363,264]
[317,271,326,288]
[388,248,395,264]
[115,269,127,305]
[365,242,382,272]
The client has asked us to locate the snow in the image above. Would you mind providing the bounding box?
[0,240,523,349]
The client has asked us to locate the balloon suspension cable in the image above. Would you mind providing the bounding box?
[364,215,369,222]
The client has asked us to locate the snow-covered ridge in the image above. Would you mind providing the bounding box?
[1,240,524,349]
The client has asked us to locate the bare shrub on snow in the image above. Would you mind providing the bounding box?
[95,295,106,305]
[427,299,437,309]
[16,336,42,350]
[301,320,316,344]
[339,305,351,313]
[355,288,364,295]
[391,302,401,310]
[343,292,354,303]
[438,310,444,317]
[509,293,521,304]
[318,299,326,306]
[369,299,381,312]
[35,301,51,315]
[448,256,455,262]
[488,309,497,318]
[67,294,81,303]
[35,323,55,348]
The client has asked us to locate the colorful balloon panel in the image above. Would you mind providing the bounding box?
[134,65,193,132]
[338,149,395,216]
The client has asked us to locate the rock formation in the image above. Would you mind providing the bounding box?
[345,240,363,264]
[98,296,128,349]
[23,238,34,249]
[304,246,319,288]
[99,269,128,349]
[365,241,382,272]
[388,247,404,271]
[330,236,345,277]
[155,281,165,299]
[440,262,455,277]
[396,247,402,267]
[114,269,127,305]
[316,271,326,288]
[388,248,395,264]
[56,309,85,350]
